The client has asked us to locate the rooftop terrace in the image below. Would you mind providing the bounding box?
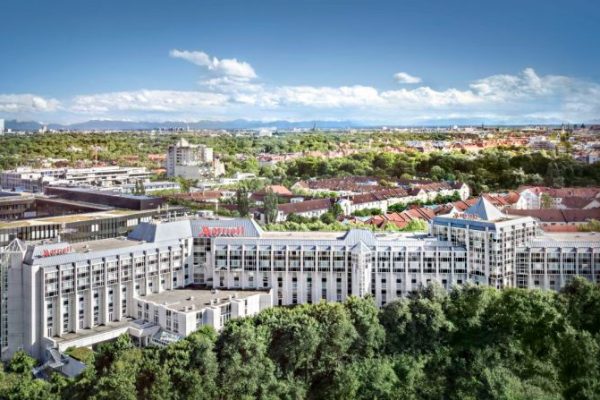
[139,288,271,313]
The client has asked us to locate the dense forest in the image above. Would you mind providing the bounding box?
[0,132,365,169]
[2,278,599,400]
[281,150,600,194]
[0,131,465,169]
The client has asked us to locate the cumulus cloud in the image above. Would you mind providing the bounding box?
[393,72,422,84]
[2,64,599,124]
[71,90,228,113]
[170,49,257,80]
[0,94,60,113]
[469,67,569,100]
[271,85,382,108]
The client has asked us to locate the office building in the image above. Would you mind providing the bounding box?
[0,166,152,193]
[44,187,165,211]
[0,207,185,247]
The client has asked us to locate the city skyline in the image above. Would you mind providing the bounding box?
[1,0,599,124]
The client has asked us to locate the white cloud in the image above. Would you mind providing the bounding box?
[2,65,600,124]
[271,85,383,108]
[71,90,228,114]
[381,86,482,108]
[393,72,422,84]
[170,49,257,80]
[0,94,60,113]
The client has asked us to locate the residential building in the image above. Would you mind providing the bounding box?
[275,198,332,222]
[515,186,600,210]
[506,208,600,229]
[166,139,225,180]
[293,177,469,201]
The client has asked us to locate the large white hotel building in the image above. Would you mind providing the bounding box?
[1,197,599,363]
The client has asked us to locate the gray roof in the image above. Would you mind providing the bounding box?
[26,238,182,267]
[351,241,372,253]
[129,220,192,242]
[129,218,263,243]
[464,197,506,221]
[343,230,377,246]
[190,218,263,237]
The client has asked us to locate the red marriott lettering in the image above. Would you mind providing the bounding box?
[200,226,244,237]
[42,246,72,257]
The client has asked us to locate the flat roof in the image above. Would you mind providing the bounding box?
[261,231,347,240]
[539,232,600,242]
[139,288,270,312]
[0,193,35,202]
[69,237,142,253]
[48,186,156,200]
[261,230,428,241]
[51,318,133,344]
[0,209,153,229]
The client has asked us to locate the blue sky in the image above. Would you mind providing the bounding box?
[1,0,599,124]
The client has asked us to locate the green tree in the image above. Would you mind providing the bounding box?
[541,193,554,209]
[344,296,385,358]
[161,327,219,400]
[217,320,282,400]
[236,186,250,217]
[257,307,320,382]
[263,188,279,224]
[319,212,336,224]
[7,350,37,375]
[559,277,600,333]
[329,202,343,218]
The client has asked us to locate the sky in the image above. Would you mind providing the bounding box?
[0,0,599,125]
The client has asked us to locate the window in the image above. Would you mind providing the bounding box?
[220,304,231,326]
[196,311,204,328]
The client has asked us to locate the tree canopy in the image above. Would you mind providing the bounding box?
[3,278,600,399]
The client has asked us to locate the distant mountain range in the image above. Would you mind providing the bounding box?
[3,118,589,131]
[3,119,367,131]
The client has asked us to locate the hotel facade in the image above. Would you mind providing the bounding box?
[1,198,599,362]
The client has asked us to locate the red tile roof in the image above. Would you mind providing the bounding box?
[560,196,597,209]
[261,185,293,196]
[518,186,600,198]
[365,206,435,229]
[506,208,600,223]
[278,198,332,214]
[349,188,409,205]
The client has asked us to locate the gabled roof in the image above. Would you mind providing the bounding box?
[278,198,332,214]
[464,197,506,221]
[505,208,600,223]
[343,229,377,246]
[351,241,372,253]
[560,196,597,209]
[262,185,293,196]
